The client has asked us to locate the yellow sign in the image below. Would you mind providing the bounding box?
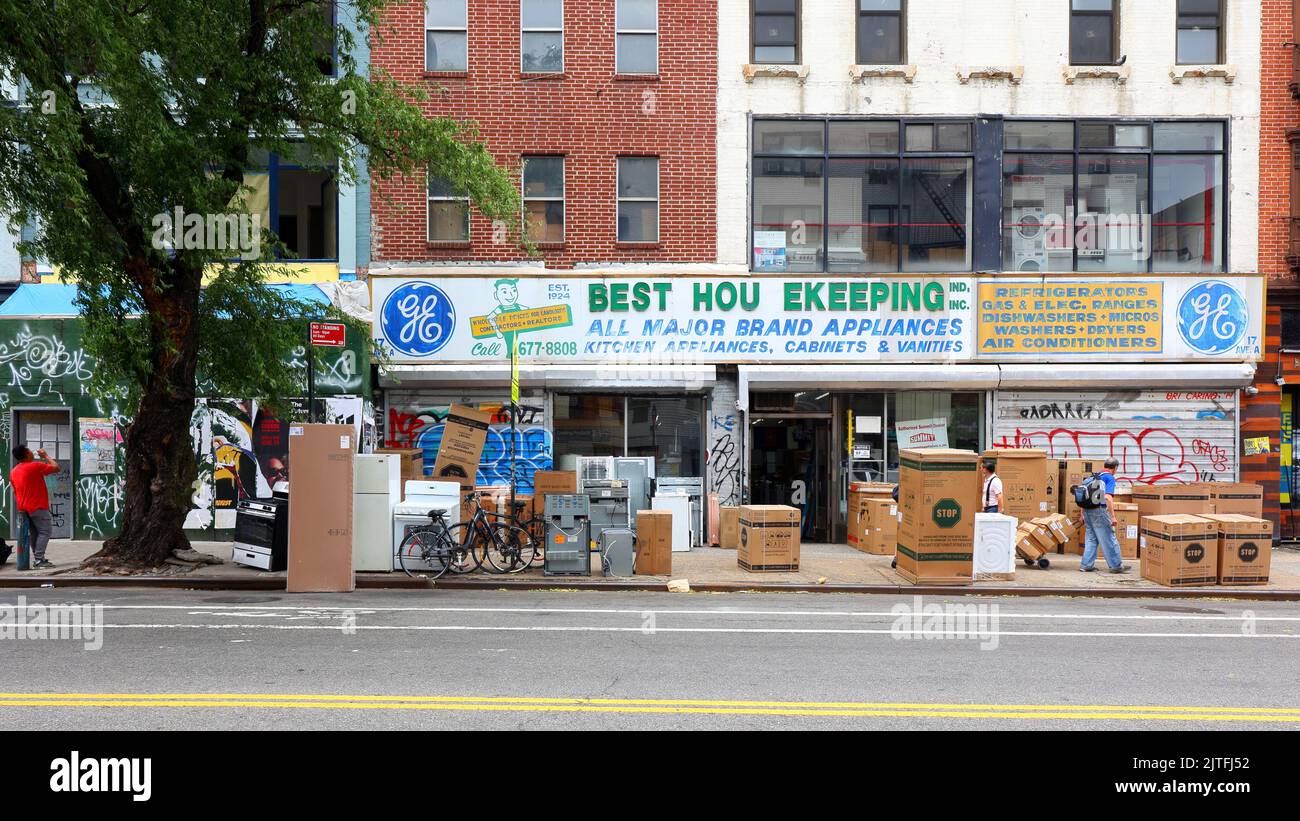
[976,282,1163,356]
[470,304,573,339]
[510,341,520,404]
[1244,436,1271,456]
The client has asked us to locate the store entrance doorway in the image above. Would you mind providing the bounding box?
[750,417,831,542]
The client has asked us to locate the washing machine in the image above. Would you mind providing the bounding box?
[391,480,463,571]
[1011,205,1046,271]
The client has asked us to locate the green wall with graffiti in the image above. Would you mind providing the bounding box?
[0,317,369,541]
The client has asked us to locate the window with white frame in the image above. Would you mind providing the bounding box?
[617,157,659,242]
[426,0,468,71]
[616,0,658,74]
[428,174,470,242]
[523,156,565,242]
[522,0,564,73]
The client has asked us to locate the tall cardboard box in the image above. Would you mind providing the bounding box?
[1114,503,1140,558]
[738,505,801,572]
[1059,459,1104,512]
[431,404,491,487]
[532,470,578,519]
[982,449,1052,520]
[720,506,740,549]
[1208,483,1264,519]
[1200,513,1272,586]
[1140,514,1218,587]
[847,482,894,549]
[861,497,899,555]
[634,510,673,575]
[376,447,424,500]
[896,448,980,585]
[286,425,356,593]
[1132,484,1212,520]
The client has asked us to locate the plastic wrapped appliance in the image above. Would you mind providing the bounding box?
[655,476,704,547]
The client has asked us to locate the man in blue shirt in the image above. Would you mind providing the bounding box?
[1081,458,1130,573]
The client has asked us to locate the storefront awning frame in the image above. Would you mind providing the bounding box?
[380,364,716,391]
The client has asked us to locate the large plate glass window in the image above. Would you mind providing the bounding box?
[426,0,468,71]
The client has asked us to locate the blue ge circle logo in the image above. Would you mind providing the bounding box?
[381,281,455,357]
[1177,280,1247,355]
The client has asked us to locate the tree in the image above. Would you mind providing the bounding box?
[0,1,522,567]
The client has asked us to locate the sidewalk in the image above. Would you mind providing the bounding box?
[2,539,1298,599]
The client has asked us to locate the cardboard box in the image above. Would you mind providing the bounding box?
[1132,484,1212,520]
[1059,459,1104,513]
[1015,524,1049,562]
[860,497,899,555]
[431,404,491,487]
[982,449,1053,520]
[1064,507,1137,559]
[847,482,894,548]
[1031,514,1071,546]
[1208,483,1264,519]
[1140,514,1218,587]
[1200,513,1272,586]
[896,449,980,585]
[634,510,673,575]
[720,506,740,549]
[1023,520,1058,554]
[286,425,355,593]
[738,505,801,572]
[532,470,578,519]
[376,447,424,500]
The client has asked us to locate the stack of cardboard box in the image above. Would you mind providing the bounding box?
[376,447,425,501]
[847,482,896,555]
[738,505,801,572]
[895,449,980,585]
[532,470,577,520]
[1198,513,1272,586]
[982,449,1054,520]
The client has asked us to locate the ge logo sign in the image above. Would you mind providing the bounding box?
[1177,281,1247,355]
[381,282,455,357]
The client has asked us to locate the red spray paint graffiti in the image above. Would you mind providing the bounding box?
[993,427,1223,484]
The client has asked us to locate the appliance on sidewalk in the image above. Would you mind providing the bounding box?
[599,527,636,577]
[585,478,629,544]
[232,483,289,571]
[391,480,462,572]
[614,457,654,526]
[544,494,591,576]
[655,476,704,547]
[651,492,692,553]
[352,453,401,572]
[575,456,616,488]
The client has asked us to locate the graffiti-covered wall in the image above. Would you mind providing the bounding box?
[0,317,370,540]
[382,393,553,492]
[991,390,1239,484]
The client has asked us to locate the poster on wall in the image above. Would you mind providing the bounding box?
[752,231,788,272]
[78,418,117,475]
[896,418,950,450]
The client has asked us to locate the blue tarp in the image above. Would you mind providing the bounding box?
[0,282,331,317]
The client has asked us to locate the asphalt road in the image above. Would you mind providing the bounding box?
[0,587,1297,730]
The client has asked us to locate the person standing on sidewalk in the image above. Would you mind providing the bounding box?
[981,459,1003,513]
[11,445,60,570]
[1081,458,1130,574]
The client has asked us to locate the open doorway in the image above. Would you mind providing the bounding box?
[750,417,831,542]
[11,408,74,540]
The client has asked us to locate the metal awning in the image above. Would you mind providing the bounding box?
[380,364,716,391]
[995,362,1257,390]
[739,364,1002,393]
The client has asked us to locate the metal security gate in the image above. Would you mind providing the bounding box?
[990,390,1238,484]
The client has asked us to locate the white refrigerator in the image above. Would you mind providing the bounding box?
[352,454,401,572]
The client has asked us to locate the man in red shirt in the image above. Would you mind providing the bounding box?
[11,445,60,570]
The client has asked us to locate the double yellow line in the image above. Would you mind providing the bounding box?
[1,693,1298,722]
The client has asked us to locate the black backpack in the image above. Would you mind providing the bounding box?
[1072,474,1106,509]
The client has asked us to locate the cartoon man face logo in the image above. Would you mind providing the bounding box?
[494,280,520,310]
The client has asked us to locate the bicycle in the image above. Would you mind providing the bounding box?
[395,509,475,579]
[452,491,538,574]
[497,496,548,568]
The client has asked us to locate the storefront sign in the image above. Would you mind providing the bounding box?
[896,418,950,450]
[976,277,1263,360]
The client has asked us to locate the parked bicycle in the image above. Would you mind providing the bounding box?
[397,491,537,577]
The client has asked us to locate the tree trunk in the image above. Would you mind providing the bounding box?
[92,267,202,568]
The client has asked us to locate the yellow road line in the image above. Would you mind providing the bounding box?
[3,692,1300,714]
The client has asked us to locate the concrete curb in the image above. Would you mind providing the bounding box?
[1,573,1295,602]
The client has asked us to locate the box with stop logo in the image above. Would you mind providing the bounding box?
[896,448,980,586]
[1139,515,1218,587]
[1200,514,1272,586]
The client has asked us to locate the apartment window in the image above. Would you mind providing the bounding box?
[617,157,659,242]
[426,0,468,71]
[857,1,905,65]
[752,119,973,273]
[752,0,799,64]
[428,175,469,242]
[522,0,563,73]
[523,156,564,242]
[1001,120,1226,273]
[1176,0,1223,65]
[616,0,659,74]
[1070,1,1117,66]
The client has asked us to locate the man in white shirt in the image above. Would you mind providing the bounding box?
[981,459,1003,513]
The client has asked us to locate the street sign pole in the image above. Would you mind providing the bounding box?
[307,322,316,424]
[509,336,519,519]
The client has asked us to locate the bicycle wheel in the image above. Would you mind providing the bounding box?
[443,523,484,574]
[522,517,547,567]
[397,529,451,580]
[483,524,537,574]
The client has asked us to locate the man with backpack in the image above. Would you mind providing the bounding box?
[1075,458,1130,574]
